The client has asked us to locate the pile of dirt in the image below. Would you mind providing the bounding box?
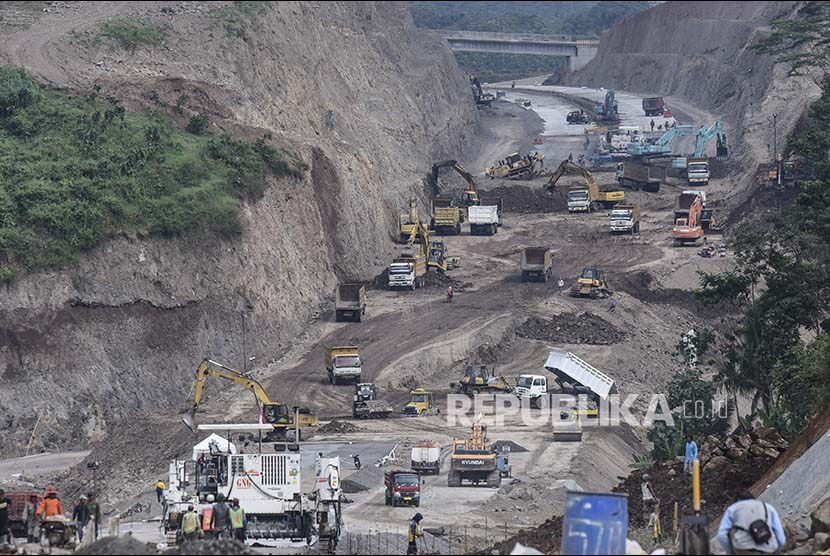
[484,184,564,214]
[491,516,563,555]
[615,271,703,313]
[422,271,472,291]
[163,540,257,555]
[516,313,626,345]
[77,535,154,555]
[615,425,788,528]
[491,440,528,453]
[317,420,361,434]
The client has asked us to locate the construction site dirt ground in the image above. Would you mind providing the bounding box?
[3,87,743,553]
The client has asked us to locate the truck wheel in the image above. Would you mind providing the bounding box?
[471,388,480,396]
[456,223,461,235]
[635,222,640,233]
[415,500,420,507]
[521,272,528,283]
[335,311,343,323]
[411,282,416,291]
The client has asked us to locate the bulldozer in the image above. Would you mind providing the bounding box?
[402,388,434,417]
[451,364,513,396]
[182,359,319,441]
[570,267,611,299]
[486,152,545,180]
[447,414,508,488]
[352,383,394,419]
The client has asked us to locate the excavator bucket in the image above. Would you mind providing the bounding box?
[182,407,197,431]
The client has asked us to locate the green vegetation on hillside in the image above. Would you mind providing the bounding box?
[97,18,167,53]
[211,1,273,38]
[0,67,302,282]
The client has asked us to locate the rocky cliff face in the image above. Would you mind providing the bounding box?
[0,1,477,456]
[566,1,820,210]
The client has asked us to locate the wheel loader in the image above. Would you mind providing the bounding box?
[570,267,611,299]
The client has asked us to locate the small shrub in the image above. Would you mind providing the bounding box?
[176,94,189,112]
[97,18,166,54]
[186,113,208,135]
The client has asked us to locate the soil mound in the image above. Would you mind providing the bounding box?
[491,516,563,555]
[491,440,528,453]
[77,536,154,555]
[517,313,626,345]
[317,420,361,434]
[616,271,703,313]
[485,184,564,213]
[163,539,257,555]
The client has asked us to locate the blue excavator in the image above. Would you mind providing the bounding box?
[627,121,728,161]
[594,89,619,122]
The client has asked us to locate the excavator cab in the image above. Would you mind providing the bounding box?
[460,190,479,207]
[263,403,291,425]
[505,152,521,166]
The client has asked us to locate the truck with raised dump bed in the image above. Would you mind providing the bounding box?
[468,205,499,236]
[609,204,641,234]
[335,284,366,322]
[520,247,553,282]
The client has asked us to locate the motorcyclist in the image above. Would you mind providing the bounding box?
[447,286,453,303]
[353,454,361,469]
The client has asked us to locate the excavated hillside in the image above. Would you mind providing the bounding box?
[564,0,820,217]
[0,1,477,457]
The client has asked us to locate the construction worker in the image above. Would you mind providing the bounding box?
[72,495,88,542]
[641,474,658,523]
[684,434,698,474]
[211,493,231,540]
[568,152,573,162]
[155,479,166,503]
[37,486,64,518]
[717,491,786,555]
[609,296,617,313]
[407,512,423,555]
[202,494,215,539]
[182,504,200,542]
[0,489,10,546]
[446,286,453,303]
[650,119,655,132]
[22,493,39,543]
[229,498,246,542]
[85,493,101,541]
[558,277,565,294]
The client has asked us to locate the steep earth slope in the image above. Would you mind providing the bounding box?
[563,1,820,215]
[0,1,477,456]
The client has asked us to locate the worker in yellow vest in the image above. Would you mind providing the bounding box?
[407,513,423,555]
[229,498,247,542]
[201,495,215,538]
[182,505,200,542]
[155,480,165,503]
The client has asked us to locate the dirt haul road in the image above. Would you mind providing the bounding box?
[170,88,738,548]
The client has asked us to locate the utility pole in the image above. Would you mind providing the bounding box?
[771,113,781,186]
[241,312,247,374]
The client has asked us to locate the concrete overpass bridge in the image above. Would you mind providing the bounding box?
[435,30,599,71]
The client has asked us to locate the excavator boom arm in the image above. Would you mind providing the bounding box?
[190,359,275,410]
[432,160,477,194]
[545,160,597,192]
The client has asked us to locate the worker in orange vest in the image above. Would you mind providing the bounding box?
[202,495,215,538]
[37,486,64,518]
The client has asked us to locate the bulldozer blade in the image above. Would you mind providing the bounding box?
[181,408,197,431]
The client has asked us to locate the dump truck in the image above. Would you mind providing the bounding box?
[451,364,513,396]
[567,110,591,124]
[403,388,434,416]
[642,97,665,116]
[520,247,553,282]
[335,284,366,322]
[448,415,506,488]
[609,204,641,234]
[6,491,42,539]
[546,160,624,212]
[615,162,665,192]
[480,196,503,224]
[570,267,610,299]
[410,441,441,475]
[674,192,698,220]
[384,470,421,507]
[387,251,427,290]
[352,383,394,419]
[687,157,711,185]
[325,346,362,385]
[430,198,464,235]
[515,374,548,409]
[467,205,499,235]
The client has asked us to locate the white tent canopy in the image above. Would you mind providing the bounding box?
[191,433,237,461]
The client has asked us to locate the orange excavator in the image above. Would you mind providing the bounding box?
[673,194,704,246]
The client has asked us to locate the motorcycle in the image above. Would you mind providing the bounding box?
[353,454,361,470]
[41,517,74,548]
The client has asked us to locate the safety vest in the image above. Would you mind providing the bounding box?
[408,521,421,543]
[229,507,244,529]
[183,511,199,534]
[202,507,214,531]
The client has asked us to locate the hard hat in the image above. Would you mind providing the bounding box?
[207,494,215,503]
[642,474,650,481]
[414,512,423,522]
[46,486,57,494]
[79,495,88,501]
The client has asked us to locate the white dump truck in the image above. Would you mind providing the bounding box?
[609,204,641,234]
[467,205,499,236]
[515,374,548,409]
[388,251,427,290]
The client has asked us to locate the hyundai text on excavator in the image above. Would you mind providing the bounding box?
[182,359,319,440]
[545,160,624,212]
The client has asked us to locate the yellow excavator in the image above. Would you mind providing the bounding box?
[404,219,448,273]
[431,160,480,207]
[182,358,319,440]
[545,159,624,212]
[399,198,420,243]
[448,414,508,487]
